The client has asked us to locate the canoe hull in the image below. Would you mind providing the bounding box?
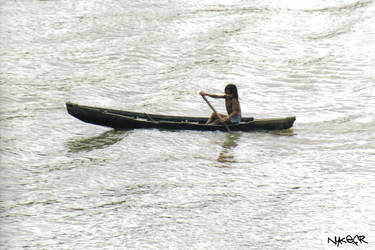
[66,102,295,131]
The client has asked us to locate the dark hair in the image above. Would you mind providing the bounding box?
[225,84,239,100]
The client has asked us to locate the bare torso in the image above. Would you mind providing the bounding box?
[225,97,241,117]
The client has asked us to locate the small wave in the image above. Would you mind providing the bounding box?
[300,110,375,135]
[302,0,372,13]
[305,15,359,41]
[307,28,351,40]
[191,6,264,16]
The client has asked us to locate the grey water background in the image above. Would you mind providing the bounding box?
[1,0,375,249]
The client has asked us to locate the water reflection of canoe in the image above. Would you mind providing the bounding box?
[66,102,296,132]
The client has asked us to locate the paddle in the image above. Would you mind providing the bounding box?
[201,95,231,132]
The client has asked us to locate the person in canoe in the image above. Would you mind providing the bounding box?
[200,83,242,125]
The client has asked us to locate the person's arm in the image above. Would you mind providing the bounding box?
[199,91,226,98]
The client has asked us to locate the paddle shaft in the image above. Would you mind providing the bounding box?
[201,95,231,132]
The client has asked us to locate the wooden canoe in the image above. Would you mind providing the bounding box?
[66,102,295,132]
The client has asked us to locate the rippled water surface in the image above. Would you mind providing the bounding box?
[1,0,375,249]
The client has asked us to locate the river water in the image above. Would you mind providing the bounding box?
[1,0,374,249]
